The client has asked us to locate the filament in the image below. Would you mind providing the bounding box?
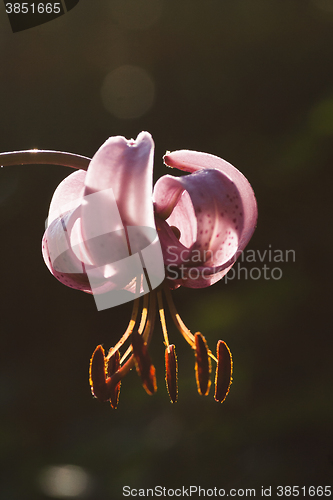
[142,292,157,346]
[163,284,195,346]
[138,294,149,335]
[157,290,170,347]
[163,284,217,363]
[107,296,140,360]
[113,292,157,381]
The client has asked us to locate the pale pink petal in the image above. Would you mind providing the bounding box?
[43,210,140,295]
[166,190,197,249]
[81,132,156,268]
[154,169,245,266]
[47,169,87,226]
[154,216,190,268]
[43,132,164,298]
[154,149,257,289]
[163,150,257,254]
[83,132,155,227]
[155,216,235,288]
[42,209,92,292]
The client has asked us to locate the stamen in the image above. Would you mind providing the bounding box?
[138,294,149,336]
[106,292,157,390]
[214,340,233,403]
[141,292,157,345]
[118,292,151,365]
[89,345,122,407]
[131,328,157,395]
[194,333,211,396]
[117,294,149,363]
[165,345,178,403]
[107,350,121,409]
[131,292,157,394]
[157,291,179,402]
[163,284,195,347]
[163,284,217,363]
[107,297,141,360]
[157,290,170,347]
[89,345,112,402]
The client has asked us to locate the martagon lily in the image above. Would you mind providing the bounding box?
[0,132,257,408]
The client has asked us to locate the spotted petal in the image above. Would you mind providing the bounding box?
[153,149,257,288]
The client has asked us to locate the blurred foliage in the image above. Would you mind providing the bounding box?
[0,0,332,498]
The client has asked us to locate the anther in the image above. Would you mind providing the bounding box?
[89,345,112,402]
[165,344,178,403]
[214,340,233,403]
[131,329,157,395]
[194,332,211,396]
[107,349,121,409]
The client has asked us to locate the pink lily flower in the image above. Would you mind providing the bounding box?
[0,133,257,408]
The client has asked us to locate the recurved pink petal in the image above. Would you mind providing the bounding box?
[163,150,257,254]
[154,216,235,288]
[154,169,245,267]
[154,149,257,288]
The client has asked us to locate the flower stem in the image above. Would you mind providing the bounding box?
[0,150,90,170]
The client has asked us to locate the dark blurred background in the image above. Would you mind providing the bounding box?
[0,0,332,498]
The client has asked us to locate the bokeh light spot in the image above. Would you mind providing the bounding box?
[38,465,90,498]
[101,65,155,119]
